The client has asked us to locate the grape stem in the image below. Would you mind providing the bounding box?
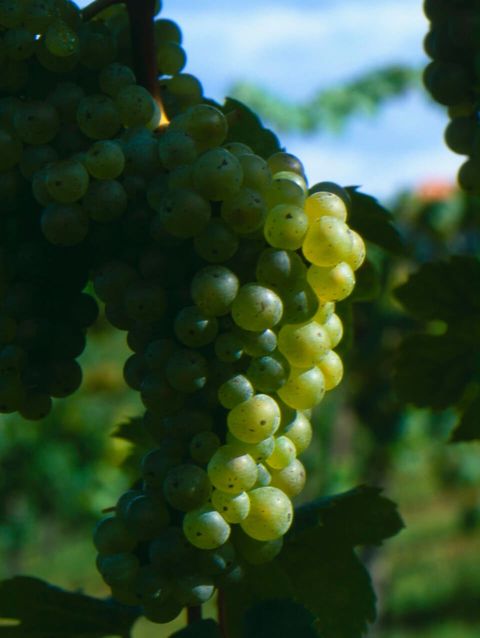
[187,605,202,624]
[81,0,121,21]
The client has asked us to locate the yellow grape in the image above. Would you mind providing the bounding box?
[307,262,355,302]
[318,350,344,390]
[302,215,352,267]
[277,366,326,410]
[304,191,347,223]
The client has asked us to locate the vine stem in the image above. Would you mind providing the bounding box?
[187,606,202,624]
[81,0,121,21]
[217,589,229,638]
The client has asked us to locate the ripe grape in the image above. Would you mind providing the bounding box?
[240,487,293,541]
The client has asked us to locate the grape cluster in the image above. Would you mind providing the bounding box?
[423,0,480,193]
[0,0,365,622]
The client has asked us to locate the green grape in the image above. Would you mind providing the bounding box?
[45,159,89,203]
[123,353,147,390]
[149,526,194,571]
[231,284,283,331]
[0,345,26,375]
[194,218,239,263]
[121,127,160,177]
[165,349,208,393]
[162,73,203,110]
[255,463,272,487]
[322,312,343,348]
[173,574,214,606]
[174,306,218,347]
[93,260,138,304]
[270,459,306,498]
[123,281,166,322]
[167,164,193,190]
[227,434,275,463]
[221,187,266,234]
[97,552,139,588]
[0,0,24,28]
[318,350,343,390]
[141,447,181,489]
[131,565,170,605]
[227,394,280,443]
[19,392,52,421]
[265,173,306,208]
[85,140,125,179]
[190,431,220,464]
[158,129,197,169]
[264,204,308,250]
[36,34,80,72]
[266,435,296,470]
[41,203,88,246]
[99,62,136,98]
[45,19,79,57]
[143,596,183,624]
[238,328,277,357]
[78,22,116,70]
[93,516,136,554]
[163,464,211,512]
[197,542,236,576]
[157,41,186,75]
[104,303,131,330]
[19,144,57,179]
[0,59,28,93]
[268,151,305,178]
[155,18,182,44]
[233,528,283,565]
[0,129,22,171]
[46,82,84,123]
[173,104,227,152]
[125,494,170,541]
[307,262,355,302]
[278,321,330,368]
[214,331,244,362]
[239,153,272,193]
[240,487,293,541]
[193,148,243,201]
[191,265,239,317]
[152,188,211,238]
[280,411,312,455]
[183,505,231,549]
[116,85,156,127]
[83,179,127,222]
[247,353,288,393]
[313,301,335,324]
[14,101,59,145]
[346,230,366,271]
[255,248,307,292]
[4,28,35,60]
[224,142,253,157]
[140,373,185,416]
[24,0,56,33]
[77,94,120,140]
[277,366,326,410]
[218,374,254,409]
[303,216,352,267]
[143,339,176,371]
[279,285,318,325]
[207,445,258,494]
[305,191,348,223]
[115,490,144,519]
[212,489,250,523]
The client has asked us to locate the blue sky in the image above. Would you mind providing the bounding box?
[77,0,460,203]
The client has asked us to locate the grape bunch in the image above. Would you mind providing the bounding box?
[423,0,480,193]
[0,0,365,622]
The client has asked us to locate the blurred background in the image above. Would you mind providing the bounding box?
[1,1,480,637]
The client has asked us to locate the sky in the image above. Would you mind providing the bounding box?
[77,0,460,203]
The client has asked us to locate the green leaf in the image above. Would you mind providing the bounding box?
[279,535,376,638]
[222,97,281,159]
[394,333,476,410]
[244,600,318,638]
[170,619,221,638]
[395,256,480,324]
[349,259,382,302]
[0,576,139,637]
[451,388,480,442]
[290,485,404,546]
[345,187,405,255]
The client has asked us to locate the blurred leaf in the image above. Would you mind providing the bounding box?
[170,619,221,638]
[394,333,476,410]
[0,576,139,637]
[451,388,480,442]
[395,256,480,324]
[290,485,404,545]
[244,600,318,638]
[229,65,421,134]
[346,188,405,255]
[349,259,382,302]
[222,97,281,159]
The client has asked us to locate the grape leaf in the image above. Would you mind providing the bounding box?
[244,600,318,638]
[222,97,281,159]
[290,485,404,545]
[0,577,139,637]
[345,187,405,255]
[170,619,221,638]
[394,333,476,410]
[451,388,480,442]
[395,256,480,324]
[348,259,382,302]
